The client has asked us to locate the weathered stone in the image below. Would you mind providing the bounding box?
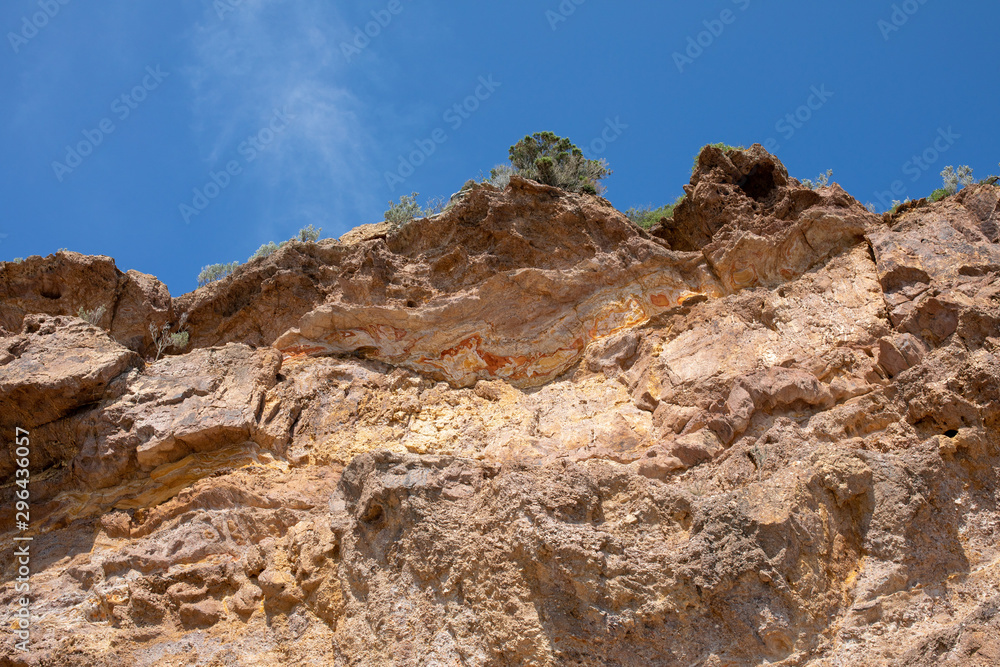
[1,161,998,667]
[179,599,223,628]
[0,315,140,477]
[0,252,174,355]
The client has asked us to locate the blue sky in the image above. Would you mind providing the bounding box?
[2,0,998,294]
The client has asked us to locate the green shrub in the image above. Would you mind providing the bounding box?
[801,169,833,189]
[626,196,686,229]
[77,305,107,326]
[692,142,745,175]
[929,188,949,202]
[508,131,610,193]
[12,257,23,263]
[296,224,322,242]
[197,261,240,287]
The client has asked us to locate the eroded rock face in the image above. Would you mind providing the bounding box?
[655,144,879,292]
[274,176,722,388]
[0,315,140,478]
[0,253,174,354]
[0,151,998,666]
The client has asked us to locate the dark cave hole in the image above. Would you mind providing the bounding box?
[944,430,959,438]
[737,164,777,202]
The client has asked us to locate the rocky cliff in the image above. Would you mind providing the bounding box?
[1,145,998,666]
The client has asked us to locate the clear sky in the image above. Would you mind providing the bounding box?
[2,0,998,294]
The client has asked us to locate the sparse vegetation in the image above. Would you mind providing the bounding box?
[507,132,610,193]
[626,195,686,229]
[197,261,240,286]
[983,163,1000,185]
[889,198,913,214]
[384,193,447,229]
[941,165,974,195]
[248,241,281,262]
[296,224,322,242]
[77,305,107,326]
[385,193,424,228]
[692,142,745,175]
[484,164,516,190]
[149,313,190,361]
[422,197,448,216]
[929,188,949,202]
[200,225,324,284]
[12,257,23,263]
[801,169,833,189]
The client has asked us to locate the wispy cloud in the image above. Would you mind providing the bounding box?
[182,0,374,235]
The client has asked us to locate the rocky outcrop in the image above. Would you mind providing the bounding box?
[654,144,878,292]
[0,147,998,666]
[274,176,722,388]
[0,252,173,354]
[0,318,282,534]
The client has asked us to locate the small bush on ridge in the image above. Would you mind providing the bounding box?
[801,169,833,189]
[508,132,610,193]
[626,195,686,229]
[484,164,516,190]
[249,241,281,262]
[941,165,974,195]
[197,261,240,286]
[297,224,322,242]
